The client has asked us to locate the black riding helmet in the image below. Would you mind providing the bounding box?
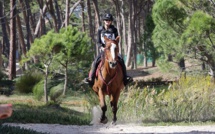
[102,13,113,21]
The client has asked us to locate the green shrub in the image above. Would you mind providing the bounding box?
[15,71,43,93]
[33,80,44,100]
[0,70,7,80]
[49,83,64,103]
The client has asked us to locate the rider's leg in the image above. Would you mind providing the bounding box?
[118,55,133,86]
[90,56,101,81]
[84,54,102,85]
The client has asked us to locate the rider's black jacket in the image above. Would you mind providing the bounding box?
[97,25,118,48]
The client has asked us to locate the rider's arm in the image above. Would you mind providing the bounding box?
[114,27,119,39]
[97,26,103,48]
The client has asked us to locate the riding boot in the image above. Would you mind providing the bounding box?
[118,56,133,86]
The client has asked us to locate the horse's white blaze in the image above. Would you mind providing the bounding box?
[110,43,116,60]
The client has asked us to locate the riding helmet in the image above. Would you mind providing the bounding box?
[102,13,113,21]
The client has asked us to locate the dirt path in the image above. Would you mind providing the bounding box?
[3,123,215,134]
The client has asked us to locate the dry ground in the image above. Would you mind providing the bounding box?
[127,65,177,81]
[3,123,215,134]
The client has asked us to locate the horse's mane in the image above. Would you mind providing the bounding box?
[101,51,105,65]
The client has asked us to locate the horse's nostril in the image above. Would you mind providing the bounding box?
[110,61,117,67]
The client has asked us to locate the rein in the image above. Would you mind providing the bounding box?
[99,62,118,95]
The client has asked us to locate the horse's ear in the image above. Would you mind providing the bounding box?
[115,36,120,43]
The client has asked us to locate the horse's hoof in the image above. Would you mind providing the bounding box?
[100,117,108,124]
[111,121,117,125]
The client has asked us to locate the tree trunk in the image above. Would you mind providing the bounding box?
[80,0,85,32]
[47,0,58,32]
[39,0,46,36]
[44,66,49,103]
[34,0,48,36]
[63,63,68,96]
[125,0,134,68]
[16,14,27,71]
[0,41,2,69]
[120,0,127,56]
[9,0,17,80]
[111,0,122,53]
[62,0,82,28]
[0,1,10,58]
[143,44,147,67]
[87,0,95,57]
[16,14,27,57]
[92,0,100,56]
[23,0,34,50]
[53,0,62,30]
[133,0,137,69]
[65,0,70,27]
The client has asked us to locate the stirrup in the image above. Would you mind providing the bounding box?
[126,76,133,82]
[83,78,94,87]
[83,78,91,84]
[124,76,133,86]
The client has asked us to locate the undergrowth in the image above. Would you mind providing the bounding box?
[0,125,47,134]
[118,75,215,123]
[86,75,215,123]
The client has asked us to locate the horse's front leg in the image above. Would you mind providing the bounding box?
[99,89,108,124]
[110,91,120,124]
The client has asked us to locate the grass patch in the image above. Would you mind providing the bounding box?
[0,125,47,134]
[114,76,215,123]
[0,94,91,125]
[1,104,90,125]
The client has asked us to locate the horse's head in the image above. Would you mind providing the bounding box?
[103,36,120,69]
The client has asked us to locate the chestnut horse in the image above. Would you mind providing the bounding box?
[92,36,124,124]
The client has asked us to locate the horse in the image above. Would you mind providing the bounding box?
[92,36,124,124]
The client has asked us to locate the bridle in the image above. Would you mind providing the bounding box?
[99,42,119,95]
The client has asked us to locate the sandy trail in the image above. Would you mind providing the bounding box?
[3,123,215,134]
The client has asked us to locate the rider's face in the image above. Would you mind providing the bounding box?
[104,20,112,26]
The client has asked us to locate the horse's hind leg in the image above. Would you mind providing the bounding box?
[98,90,108,124]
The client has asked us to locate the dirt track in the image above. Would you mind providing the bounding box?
[3,123,215,134]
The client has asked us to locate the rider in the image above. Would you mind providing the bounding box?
[84,13,133,86]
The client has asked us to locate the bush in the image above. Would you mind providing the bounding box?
[33,80,44,100]
[15,71,43,93]
[0,70,7,80]
[49,83,64,103]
